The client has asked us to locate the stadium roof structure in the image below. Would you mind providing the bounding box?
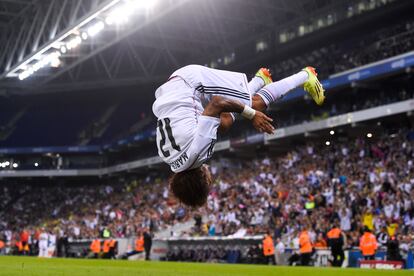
[0,0,411,95]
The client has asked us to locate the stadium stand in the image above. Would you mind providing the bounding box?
[1,127,413,258]
[270,19,414,79]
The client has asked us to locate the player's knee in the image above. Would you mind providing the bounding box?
[169,167,211,207]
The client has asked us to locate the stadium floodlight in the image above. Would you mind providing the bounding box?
[18,70,31,80]
[105,0,157,25]
[367,133,373,138]
[87,21,105,37]
[5,161,10,166]
[32,62,42,72]
[18,51,61,80]
[133,0,158,10]
[50,57,61,68]
[329,130,335,135]
[66,36,82,50]
[325,141,331,146]
[8,0,163,81]
[105,8,129,25]
[6,0,122,80]
[34,162,39,167]
[12,163,18,168]
[81,32,89,40]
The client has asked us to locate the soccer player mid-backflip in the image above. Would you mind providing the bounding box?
[152,65,325,207]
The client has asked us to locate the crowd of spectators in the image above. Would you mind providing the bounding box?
[0,177,182,253]
[197,128,414,251]
[269,20,414,80]
[1,126,414,257]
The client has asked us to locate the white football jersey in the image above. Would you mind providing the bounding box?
[39,232,48,241]
[152,65,251,172]
[38,232,49,248]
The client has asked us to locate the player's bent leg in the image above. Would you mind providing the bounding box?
[247,68,273,95]
[256,70,308,107]
[255,67,325,107]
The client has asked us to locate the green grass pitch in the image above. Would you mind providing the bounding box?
[0,256,411,276]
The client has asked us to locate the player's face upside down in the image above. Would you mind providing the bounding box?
[169,164,212,207]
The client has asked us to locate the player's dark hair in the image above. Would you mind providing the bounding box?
[169,167,211,208]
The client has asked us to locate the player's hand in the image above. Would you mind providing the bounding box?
[252,111,275,134]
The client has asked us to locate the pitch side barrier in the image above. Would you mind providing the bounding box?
[65,237,413,268]
[1,98,414,178]
[154,237,413,268]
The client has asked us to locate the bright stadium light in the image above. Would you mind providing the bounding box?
[18,70,31,80]
[105,8,128,25]
[105,16,115,25]
[133,0,158,10]
[8,0,162,80]
[330,130,335,135]
[34,162,39,167]
[367,133,373,138]
[81,32,89,40]
[50,57,61,68]
[66,36,82,50]
[87,21,105,37]
[325,141,331,146]
[7,0,122,80]
[32,63,41,72]
[18,51,61,80]
[105,2,133,25]
[12,163,18,168]
[105,0,158,25]
[3,162,9,167]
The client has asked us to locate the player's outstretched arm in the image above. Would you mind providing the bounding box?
[218,113,234,133]
[203,96,274,134]
[203,95,244,117]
